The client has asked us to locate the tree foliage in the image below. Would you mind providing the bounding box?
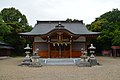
[88,8,120,50]
[0,7,32,56]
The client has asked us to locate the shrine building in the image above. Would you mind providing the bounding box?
[20,20,100,58]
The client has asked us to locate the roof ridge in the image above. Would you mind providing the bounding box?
[36,20,83,24]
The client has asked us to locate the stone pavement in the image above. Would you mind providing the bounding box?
[0,57,120,80]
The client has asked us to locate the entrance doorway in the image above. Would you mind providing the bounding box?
[50,43,70,58]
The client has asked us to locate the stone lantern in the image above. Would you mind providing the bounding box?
[18,44,32,66]
[24,44,31,58]
[30,48,42,67]
[88,44,98,66]
[76,48,91,67]
[80,48,88,62]
[88,44,96,58]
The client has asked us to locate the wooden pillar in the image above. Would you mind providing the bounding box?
[33,42,35,51]
[85,37,87,50]
[48,43,50,58]
[115,49,117,57]
[47,36,51,58]
[70,43,72,58]
[85,42,87,50]
[70,36,72,58]
[59,44,62,58]
[113,49,116,57]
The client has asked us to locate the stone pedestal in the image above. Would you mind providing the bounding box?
[88,58,98,66]
[77,61,91,67]
[88,54,99,66]
[76,58,91,67]
[30,56,42,67]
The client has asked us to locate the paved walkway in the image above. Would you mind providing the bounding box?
[0,57,120,80]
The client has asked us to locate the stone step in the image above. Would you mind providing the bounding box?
[39,58,80,66]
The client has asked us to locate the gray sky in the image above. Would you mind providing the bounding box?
[0,0,120,26]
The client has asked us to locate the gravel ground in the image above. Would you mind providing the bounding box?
[0,57,120,80]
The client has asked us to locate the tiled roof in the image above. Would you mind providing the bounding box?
[0,41,8,45]
[20,21,100,35]
[0,41,14,49]
[0,46,14,49]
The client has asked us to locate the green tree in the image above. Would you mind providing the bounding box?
[88,8,120,51]
[0,14,13,41]
[0,7,32,56]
